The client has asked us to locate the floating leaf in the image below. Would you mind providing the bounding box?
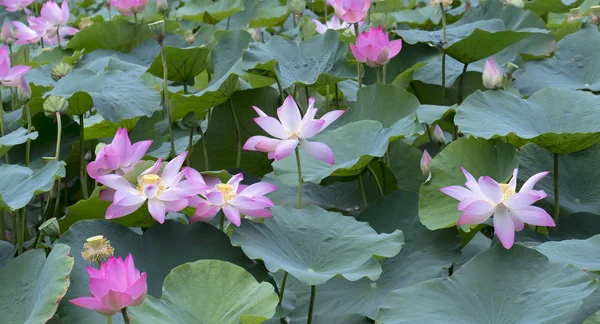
[147,46,212,84]
[525,0,584,15]
[231,205,404,285]
[536,234,600,272]
[0,161,65,211]
[0,127,38,157]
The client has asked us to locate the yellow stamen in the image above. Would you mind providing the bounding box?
[499,183,515,201]
[82,235,114,264]
[216,183,237,201]
[141,174,161,185]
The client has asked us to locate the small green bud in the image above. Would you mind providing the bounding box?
[148,20,166,42]
[289,0,305,15]
[39,217,60,238]
[370,13,386,28]
[156,0,169,14]
[182,112,199,129]
[507,62,519,75]
[43,95,69,118]
[51,62,73,82]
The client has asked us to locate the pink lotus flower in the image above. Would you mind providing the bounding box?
[482,57,503,90]
[187,171,276,226]
[12,19,42,45]
[109,0,148,16]
[70,254,147,316]
[332,0,370,24]
[1,0,33,12]
[433,124,445,144]
[87,128,152,180]
[440,167,555,249]
[350,27,402,67]
[1,21,15,45]
[97,152,194,224]
[0,44,30,87]
[243,95,344,165]
[40,0,69,27]
[420,150,432,177]
[312,16,351,34]
[13,16,77,46]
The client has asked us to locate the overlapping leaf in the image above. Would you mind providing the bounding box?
[0,128,38,157]
[0,161,65,211]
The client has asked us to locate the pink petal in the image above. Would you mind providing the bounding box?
[239,182,277,197]
[105,202,144,219]
[387,39,403,59]
[113,192,145,206]
[440,185,473,201]
[69,297,117,316]
[461,167,482,197]
[252,106,268,117]
[457,209,495,226]
[190,202,220,223]
[207,191,225,206]
[244,135,278,152]
[520,171,549,193]
[504,192,544,210]
[459,200,495,214]
[125,140,152,166]
[160,152,187,187]
[274,139,299,160]
[111,128,131,166]
[87,161,109,180]
[299,120,325,139]
[277,95,302,134]
[163,199,188,212]
[138,158,162,180]
[299,139,334,164]
[228,173,244,191]
[159,187,189,201]
[124,273,147,303]
[255,138,282,154]
[508,168,518,192]
[312,19,327,34]
[510,206,555,227]
[478,176,503,204]
[148,199,166,223]
[60,0,69,25]
[101,290,133,312]
[254,116,289,139]
[99,188,116,202]
[97,175,137,195]
[230,195,272,210]
[493,207,515,249]
[223,205,241,226]
[341,9,365,24]
[510,213,525,232]
[89,278,117,298]
[238,208,272,218]
[350,43,366,62]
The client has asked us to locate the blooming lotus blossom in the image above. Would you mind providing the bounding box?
[1,21,15,45]
[0,44,31,87]
[12,19,42,45]
[13,16,78,46]
[97,152,195,223]
[187,171,276,226]
[440,167,555,249]
[87,128,152,180]
[109,0,148,16]
[41,0,69,27]
[351,27,402,67]
[70,254,147,316]
[332,0,370,24]
[1,0,33,12]
[243,95,344,164]
[482,57,503,90]
[312,16,351,34]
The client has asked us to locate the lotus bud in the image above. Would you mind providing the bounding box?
[79,17,93,30]
[51,62,73,82]
[84,149,92,161]
[17,76,31,103]
[420,150,433,178]
[183,30,195,44]
[290,0,305,15]
[39,217,60,238]
[506,62,518,76]
[148,20,166,42]
[94,142,107,156]
[250,28,262,42]
[43,95,69,118]
[432,124,445,144]
[482,57,503,90]
[1,21,15,45]
[182,112,199,129]
[156,0,168,13]
[370,13,386,28]
[81,235,115,264]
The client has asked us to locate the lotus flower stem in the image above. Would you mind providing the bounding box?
[324,0,328,20]
[382,64,387,84]
[276,79,284,105]
[187,128,194,165]
[56,28,61,49]
[279,271,288,303]
[226,17,231,30]
[24,102,31,167]
[55,113,62,160]
[334,83,339,109]
[10,212,15,244]
[354,23,362,88]
[295,146,303,209]
[440,5,447,104]
[133,13,140,45]
[358,174,367,207]
[106,315,112,324]
[79,115,89,199]
[17,209,25,254]
[376,67,380,83]
[121,307,130,324]
[325,85,330,109]
[553,153,560,223]
[307,285,316,324]
[367,165,384,196]
[0,92,9,164]
[159,40,176,158]
[183,83,188,94]
[230,98,242,169]
[453,63,469,141]
[201,128,209,169]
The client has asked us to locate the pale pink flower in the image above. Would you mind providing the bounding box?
[97,152,194,223]
[0,44,31,87]
[109,0,148,16]
[243,95,344,165]
[312,16,350,34]
[12,19,43,45]
[187,171,276,226]
[87,128,152,180]
[40,0,69,27]
[440,167,555,249]
[1,21,15,45]
[350,27,402,67]
[70,254,147,316]
[1,0,33,12]
[482,57,503,90]
[432,124,445,144]
[332,0,370,24]
[420,150,432,177]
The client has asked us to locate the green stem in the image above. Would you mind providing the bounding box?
[183,83,188,94]
[230,98,241,169]
[10,212,15,244]
[441,6,447,43]
[54,178,61,217]
[358,174,367,207]
[324,0,328,20]
[107,2,112,20]
[0,90,8,163]
[160,41,176,158]
[325,85,330,109]
[79,115,89,199]
[553,153,560,223]
[9,88,15,111]
[453,63,469,141]
[376,67,380,83]
[307,285,316,324]
[201,126,209,170]
[276,79,284,105]
[219,213,224,231]
[367,165,384,196]
[55,113,62,160]
[121,308,130,324]
[17,209,24,254]
[133,13,140,45]
[382,64,387,84]
[25,102,31,167]
[386,146,391,168]
[354,23,362,88]
[106,315,112,324]
[295,147,303,209]
[187,128,194,165]
[279,271,288,304]
[226,17,231,30]
[441,5,447,105]
[334,83,339,110]
[56,27,61,49]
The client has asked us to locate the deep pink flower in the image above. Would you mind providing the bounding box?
[312,16,351,34]
[482,57,503,90]
[109,0,148,16]
[1,0,33,12]
[87,128,152,180]
[187,171,276,226]
[350,27,402,67]
[40,0,69,27]
[0,44,30,87]
[97,152,195,224]
[332,0,370,24]
[440,167,555,249]
[243,95,344,165]
[70,254,147,316]
[1,21,15,45]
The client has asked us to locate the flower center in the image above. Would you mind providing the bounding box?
[86,235,106,250]
[141,174,161,185]
[499,184,515,201]
[216,183,237,201]
[137,174,165,198]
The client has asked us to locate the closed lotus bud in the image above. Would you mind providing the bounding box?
[182,112,199,129]
[250,28,261,42]
[290,0,306,15]
[148,20,166,42]
[95,142,107,156]
[1,21,15,45]
[39,217,60,238]
[51,62,73,81]
[432,124,445,144]
[183,30,195,44]
[79,17,93,30]
[482,57,503,90]
[17,76,31,102]
[156,0,168,14]
[421,150,433,179]
[370,13,386,28]
[43,95,69,118]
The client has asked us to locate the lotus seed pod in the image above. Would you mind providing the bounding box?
[39,217,60,238]
[370,13,386,28]
[148,20,166,42]
[290,0,306,15]
[79,17,93,30]
[43,95,69,118]
[51,62,73,82]
[81,235,115,264]
[182,112,199,129]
